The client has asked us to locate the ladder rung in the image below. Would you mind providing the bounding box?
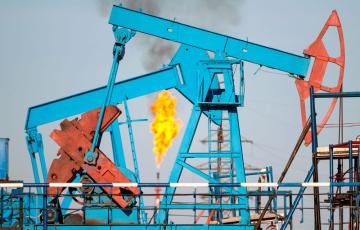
[209,151,232,154]
[181,153,240,158]
[199,102,240,107]
[207,140,230,143]
[210,129,230,132]
[211,118,229,121]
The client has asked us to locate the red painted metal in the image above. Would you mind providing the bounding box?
[334,141,360,148]
[47,106,140,208]
[295,10,345,146]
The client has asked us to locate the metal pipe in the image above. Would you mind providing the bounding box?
[90,44,122,155]
[314,91,360,98]
[6,181,360,189]
[42,186,48,230]
[254,117,311,229]
[310,86,318,153]
[330,144,334,230]
[313,154,321,229]
[350,141,354,191]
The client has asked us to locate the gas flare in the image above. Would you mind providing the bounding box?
[150,90,181,168]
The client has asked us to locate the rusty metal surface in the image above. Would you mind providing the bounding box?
[47,106,140,208]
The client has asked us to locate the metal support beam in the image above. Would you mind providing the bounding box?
[156,107,202,224]
[255,118,311,229]
[25,66,180,130]
[109,6,310,77]
[109,119,126,168]
[314,91,360,98]
[281,165,314,230]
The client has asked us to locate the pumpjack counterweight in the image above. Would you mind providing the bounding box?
[48,106,139,208]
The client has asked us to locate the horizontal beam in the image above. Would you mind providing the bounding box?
[25,66,179,129]
[314,91,360,98]
[4,181,360,188]
[180,153,241,158]
[109,6,310,77]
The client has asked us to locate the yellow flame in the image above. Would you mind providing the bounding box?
[150,90,181,168]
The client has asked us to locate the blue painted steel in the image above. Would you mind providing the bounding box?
[25,45,215,130]
[349,141,353,192]
[24,225,255,229]
[229,108,250,224]
[84,206,139,224]
[109,6,310,77]
[123,100,147,224]
[109,119,127,168]
[0,187,35,228]
[25,66,179,130]
[310,86,318,153]
[20,5,336,228]
[24,65,180,194]
[280,165,314,230]
[43,186,48,230]
[25,128,47,185]
[239,61,245,106]
[156,58,250,225]
[329,144,334,227]
[156,107,202,224]
[88,27,134,158]
[170,45,222,125]
[266,166,275,211]
[60,174,81,212]
[0,138,9,180]
[12,181,360,189]
[88,42,123,164]
[24,45,212,191]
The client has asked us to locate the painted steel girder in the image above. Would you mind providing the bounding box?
[47,106,140,208]
[25,66,179,130]
[25,45,221,130]
[109,6,310,77]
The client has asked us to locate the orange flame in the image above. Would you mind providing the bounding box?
[150,90,181,168]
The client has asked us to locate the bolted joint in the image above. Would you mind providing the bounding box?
[113,44,125,61]
[84,150,98,166]
[112,26,135,45]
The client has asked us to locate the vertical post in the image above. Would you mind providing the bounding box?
[43,185,48,230]
[0,188,3,228]
[349,141,354,229]
[357,147,360,230]
[349,141,353,191]
[193,189,196,224]
[156,108,202,224]
[283,193,287,219]
[19,195,24,228]
[313,154,321,229]
[28,187,31,225]
[229,108,250,225]
[289,193,293,230]
[268,166,275,211]
[310,86,321,229]
[329,144,334,230]
[109,120,126,168]
[123,100,147,223]
[280,165,314,230]
[310,86,318,151]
